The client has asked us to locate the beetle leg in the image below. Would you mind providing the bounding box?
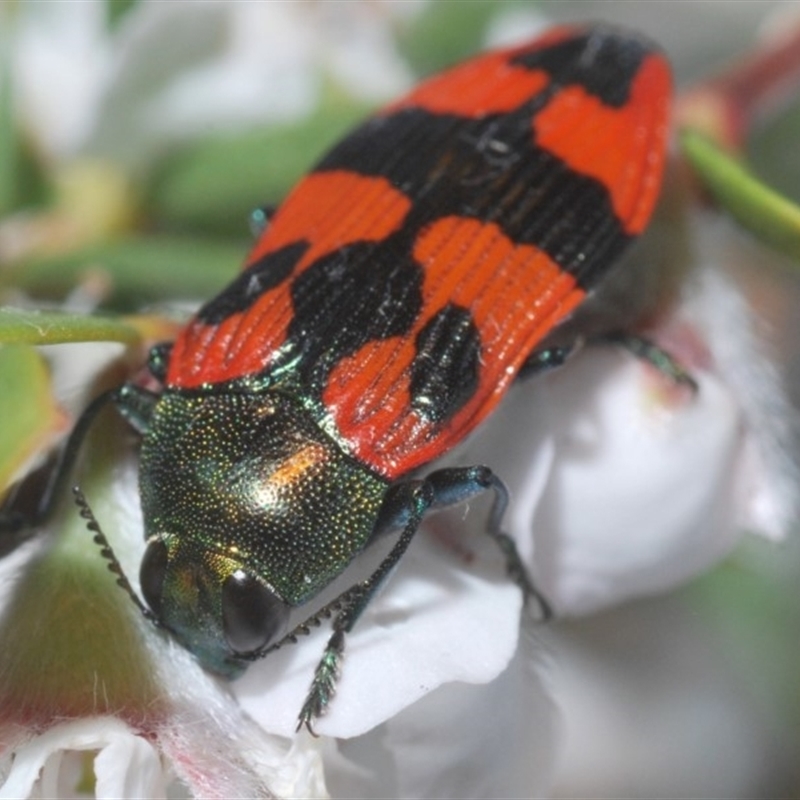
[113,384,160,435]
[248,204,277,238]
[296,481,434,734]
[424,465,551,619]
[145,342,173,383]
[0,388,118,539]
[518,339,584,380]
[602,331,698,391]
[521,334,697,393]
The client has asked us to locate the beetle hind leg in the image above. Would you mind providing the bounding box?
[603,331,698,390]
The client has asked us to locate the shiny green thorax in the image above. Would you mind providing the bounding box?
[137,387,389,674]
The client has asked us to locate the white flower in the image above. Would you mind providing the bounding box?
[10,0,420,171]
[521,231,795,615]
[0,467,328,800]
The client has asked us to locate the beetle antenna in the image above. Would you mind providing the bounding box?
[72,486,163,628]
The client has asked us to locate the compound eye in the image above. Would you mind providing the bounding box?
[140,539,169,617]
[222,571,290,655]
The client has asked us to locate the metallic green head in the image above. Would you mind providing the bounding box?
[135,389,388,676]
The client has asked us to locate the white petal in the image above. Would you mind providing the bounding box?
[87,2,240,167]
[543,598,786,797]
[234,530,522,739]
[12,2,110,159]
[315,2,416,100]
[484,9,551,48]
[321,626,558,799]
[93,735,166,800]
[140,2,318,138]
[451,255,797,618]
[678,261,799,540]
[529,343,745,615]
[0,717,166,800]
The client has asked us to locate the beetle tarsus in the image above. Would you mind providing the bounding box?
[296,628,346,735]
[605,332,698,392]
[489,528,552,621]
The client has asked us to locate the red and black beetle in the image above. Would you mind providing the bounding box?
[4,24,672,731]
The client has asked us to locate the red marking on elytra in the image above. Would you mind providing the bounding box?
[389,51,548,118]
[532,53,671,235]
[248,170,413,273]
[387,26,574,119]
[167,25,668,480]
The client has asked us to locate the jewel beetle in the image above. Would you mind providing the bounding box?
[3,24,672,732]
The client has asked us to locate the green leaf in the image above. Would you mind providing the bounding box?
[0,308,141,346]
[680,128,800,262]
[106,0,139,30]
[0,21,16,215]
[397,0,529,76]
[2,235,242,309]
[0,344,65,491]
[147,101,369,237]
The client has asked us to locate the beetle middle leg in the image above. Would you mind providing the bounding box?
[423,465,551,618]
[521,331,697,394]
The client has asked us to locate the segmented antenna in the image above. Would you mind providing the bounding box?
[72,485,163,629]
[251,582,367,661]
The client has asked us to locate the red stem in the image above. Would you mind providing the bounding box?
[678,23,800,150]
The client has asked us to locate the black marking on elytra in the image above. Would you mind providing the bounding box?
[410,303,481,424]
[197,241,308,325]
[316,104,630,288]
[285,241,423,391]
[511,28,650,108]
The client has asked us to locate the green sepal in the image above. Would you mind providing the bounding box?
[0,412,164,722]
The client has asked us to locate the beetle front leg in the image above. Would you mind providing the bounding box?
[424,465,551,619]
[296,481,434,734]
